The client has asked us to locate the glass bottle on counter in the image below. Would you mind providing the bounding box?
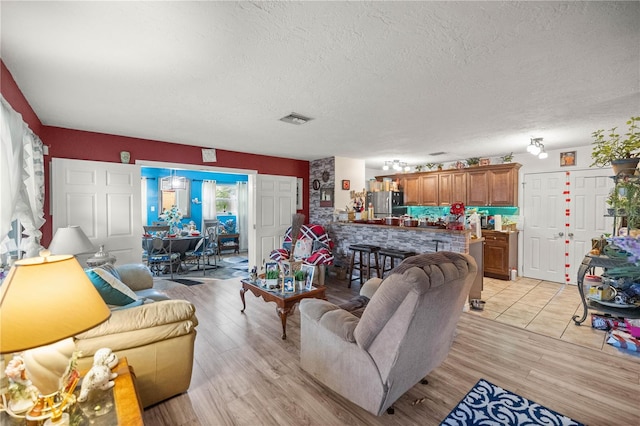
[368,203,374,219]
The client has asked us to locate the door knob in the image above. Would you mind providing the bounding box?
[568,233,574,237]
[558,232,564,237]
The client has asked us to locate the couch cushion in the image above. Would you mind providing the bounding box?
[86,267,140,306]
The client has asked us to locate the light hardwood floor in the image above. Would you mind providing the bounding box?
[143,273,640,426]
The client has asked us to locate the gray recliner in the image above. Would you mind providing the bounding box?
[299,251,477,416]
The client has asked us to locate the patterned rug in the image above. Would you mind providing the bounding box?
[169,278,204,286]
[441,379,584,426]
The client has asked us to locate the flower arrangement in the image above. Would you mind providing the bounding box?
[159,205,183,225]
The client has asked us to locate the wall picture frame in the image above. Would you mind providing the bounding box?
[560,151,576,167]
[341,179,350,190]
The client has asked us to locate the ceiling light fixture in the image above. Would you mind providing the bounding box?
[382,159,410,172]
[528,138,547,159]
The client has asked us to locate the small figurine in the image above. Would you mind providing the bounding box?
[77,348,119,402]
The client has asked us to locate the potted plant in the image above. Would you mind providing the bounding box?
[501,152,514,163]
[590,116,640,175]
[466,157,480,167]
[294,269,307,290]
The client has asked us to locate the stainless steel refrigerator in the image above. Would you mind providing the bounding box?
[366,191,404,218]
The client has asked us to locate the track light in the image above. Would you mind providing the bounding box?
[528,138,547,159]
[382,159,410,172]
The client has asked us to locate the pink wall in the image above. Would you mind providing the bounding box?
[1,60,309,245]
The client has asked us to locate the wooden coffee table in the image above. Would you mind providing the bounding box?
[240,279,327,339]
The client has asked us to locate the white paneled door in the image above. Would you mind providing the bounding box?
[522,170,613,284]
[51,158,142,265]
[249,174,296,269]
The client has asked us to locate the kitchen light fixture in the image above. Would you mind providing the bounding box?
[382,159,410,172]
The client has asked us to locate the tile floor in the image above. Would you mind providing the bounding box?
[466,276,640,359]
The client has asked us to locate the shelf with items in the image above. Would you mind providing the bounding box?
[573,254,640,325]
[606,173,640,237]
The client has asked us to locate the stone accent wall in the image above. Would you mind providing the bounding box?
[328,223,470,266]
[309,157,335,225]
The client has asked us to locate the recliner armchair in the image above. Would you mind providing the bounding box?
[299,252,477,416]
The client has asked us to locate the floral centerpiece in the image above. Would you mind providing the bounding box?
[159,205,184,235]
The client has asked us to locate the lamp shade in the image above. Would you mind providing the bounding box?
[0,254,111,354]
[48,225,95,255]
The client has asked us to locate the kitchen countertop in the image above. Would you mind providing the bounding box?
[332,221,472,234]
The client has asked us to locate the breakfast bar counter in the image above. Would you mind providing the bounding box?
[328,222,473,259]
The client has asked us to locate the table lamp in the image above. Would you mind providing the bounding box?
[48,226,95,256]
[0,252,111,425]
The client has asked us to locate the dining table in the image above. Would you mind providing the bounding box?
[142,235,203,261]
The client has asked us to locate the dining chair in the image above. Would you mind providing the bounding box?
[182,237,206,276]
[147,237,180,279]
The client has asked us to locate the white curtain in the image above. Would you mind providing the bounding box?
[201,180,217,228]
[237,182,248,251]
[1,96,45,257]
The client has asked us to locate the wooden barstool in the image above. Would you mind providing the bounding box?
[379,248,417,277]
[348,244,381,287]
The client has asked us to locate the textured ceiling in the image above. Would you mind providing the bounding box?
[1,1,639,169]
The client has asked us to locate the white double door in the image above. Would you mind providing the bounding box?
[522,169,613,284]
[52,159,295,267]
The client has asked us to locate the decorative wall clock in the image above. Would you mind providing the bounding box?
[312,179,321,190]
[322,171,330,182]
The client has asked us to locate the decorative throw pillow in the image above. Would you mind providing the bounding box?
[86,268,139,306]
[99,263,121,281]
[293,238,313,259]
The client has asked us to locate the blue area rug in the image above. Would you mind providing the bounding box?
[222,256,248,270]
[441,379,584,426]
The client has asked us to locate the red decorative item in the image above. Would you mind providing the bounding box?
[450,202,465,215]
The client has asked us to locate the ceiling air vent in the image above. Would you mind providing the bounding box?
[428,151,447,156]
[280,112,313,125]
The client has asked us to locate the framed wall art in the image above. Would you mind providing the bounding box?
[560,151,576,167]
[341,180,350,190]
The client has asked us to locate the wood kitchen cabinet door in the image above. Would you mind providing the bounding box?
[402,175,421,204]
[466,170,490,205]
[483,231,517,280]
[488,168,518,206]
[420,174,439,206]
[439,172,466,205]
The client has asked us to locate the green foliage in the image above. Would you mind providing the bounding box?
[294,269,306,281]
[466,157,480,166]
[266,269,279,279]
[501,152,514,163]
[590,116,640,167]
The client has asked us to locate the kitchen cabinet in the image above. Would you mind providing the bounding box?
[439,171,466,205]
[466,164,520,206]
[483,230,518,280]
[402,175,420,205]
[381,163,520,207]
[420,175,439,206]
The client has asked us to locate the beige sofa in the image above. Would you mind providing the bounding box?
[74,264,198,408]
[300,252,477,416]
